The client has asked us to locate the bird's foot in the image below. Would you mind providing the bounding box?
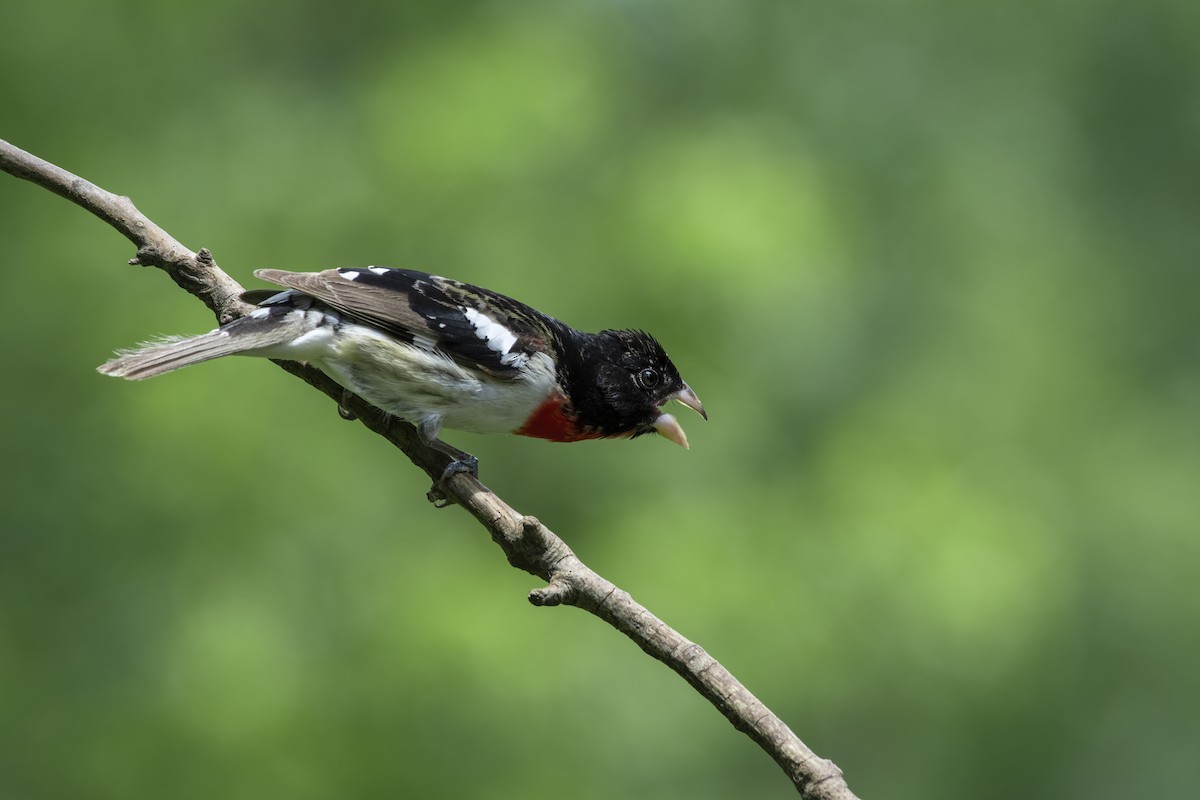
[427,454,479,508]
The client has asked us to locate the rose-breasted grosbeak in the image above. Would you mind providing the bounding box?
[99,267,706,485]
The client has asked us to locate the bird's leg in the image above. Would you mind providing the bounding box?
[418,417,479,508]
[426,445,479,508]
[429,438,479,483]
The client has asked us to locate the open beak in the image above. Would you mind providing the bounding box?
[652,385,708,449]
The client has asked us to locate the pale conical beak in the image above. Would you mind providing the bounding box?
[653,413,690,449]
[653,385,708,449]
[674,384,707,421]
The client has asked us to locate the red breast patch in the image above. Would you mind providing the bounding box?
[515,391,604,442]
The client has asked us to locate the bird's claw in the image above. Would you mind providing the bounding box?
[427,455,480,508]
[440,454,479,483]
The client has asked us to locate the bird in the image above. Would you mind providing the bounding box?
[99,267,706,494]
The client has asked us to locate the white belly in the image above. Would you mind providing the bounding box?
[307,323,557,435]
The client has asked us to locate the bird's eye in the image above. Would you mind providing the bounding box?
[637,368,660,389]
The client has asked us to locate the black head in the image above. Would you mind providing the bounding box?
[562,329,706,446]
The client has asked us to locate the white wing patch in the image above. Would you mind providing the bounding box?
[462,307,524,367]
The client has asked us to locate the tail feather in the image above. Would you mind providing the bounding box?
[98,331,250,380]
[98,307,313,380]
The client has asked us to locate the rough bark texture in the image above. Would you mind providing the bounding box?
[1,137,860,800]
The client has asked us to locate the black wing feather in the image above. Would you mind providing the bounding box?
[250,267,558,378]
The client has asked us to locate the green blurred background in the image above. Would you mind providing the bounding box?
[2,1,1198,797]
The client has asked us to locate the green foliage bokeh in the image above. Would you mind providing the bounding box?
[2,1,1198,798]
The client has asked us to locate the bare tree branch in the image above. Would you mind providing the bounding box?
[1,138,859,800]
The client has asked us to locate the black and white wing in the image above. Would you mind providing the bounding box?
[247,267,560,378]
